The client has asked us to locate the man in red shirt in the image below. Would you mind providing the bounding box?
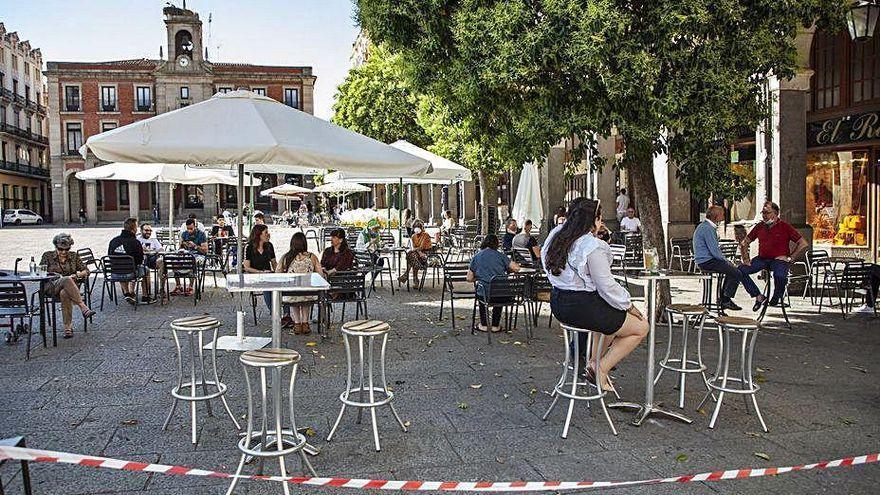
[738,201,809,311]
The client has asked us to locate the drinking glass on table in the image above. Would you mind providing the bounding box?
[644,247,659,273]
[38,263,47,276]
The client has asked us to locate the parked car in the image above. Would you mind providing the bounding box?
[2,209,43,225]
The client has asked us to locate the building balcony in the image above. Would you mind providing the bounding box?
[0,160,50,180]
[0,122,50,146]
[0,88,12,102]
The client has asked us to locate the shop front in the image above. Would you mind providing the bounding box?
[807,110,880,262]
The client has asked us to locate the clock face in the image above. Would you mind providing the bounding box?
[178,57,190,68]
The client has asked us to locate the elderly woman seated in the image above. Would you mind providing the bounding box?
[39,233,96,339]
[397,220,433,286]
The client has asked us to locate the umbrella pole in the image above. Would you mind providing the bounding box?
[398,178,403,242]
[237,164,245,277]
[168,183,174,238]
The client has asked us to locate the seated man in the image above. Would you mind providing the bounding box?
[693,205,742,311]
[619,207,641,233]
[210,216,235,256]
[174,218,208,296]
[512,219,541,261]
[739,201,809,310]
[179,212,205,233]
[502,218,519,251]
[136,222,164,303]
[108,217,146,306]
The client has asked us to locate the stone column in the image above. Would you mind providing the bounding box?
[128,181,140,219]
[773,70,813,242]
[203,184,218,218]
[85,181,97,224]
[595,135,618,224]
[158,183,172,227]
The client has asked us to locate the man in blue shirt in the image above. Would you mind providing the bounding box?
[693,205,742,311]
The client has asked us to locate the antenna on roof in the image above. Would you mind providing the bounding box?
[207,13,212,60]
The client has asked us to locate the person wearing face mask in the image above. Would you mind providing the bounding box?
[398,220,433,286]
[502,218,519,251]
[738,201,809,311]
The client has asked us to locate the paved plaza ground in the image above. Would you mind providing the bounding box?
[0,225,877,494]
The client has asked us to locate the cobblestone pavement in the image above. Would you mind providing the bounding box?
[0,226,877,494]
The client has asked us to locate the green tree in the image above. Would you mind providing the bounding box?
[358,0,847,307]
[332,44,430,147]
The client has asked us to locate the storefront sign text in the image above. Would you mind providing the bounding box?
[808,111,880,147]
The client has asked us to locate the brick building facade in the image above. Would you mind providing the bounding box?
[45,5,316,223]
[0,23,50,221]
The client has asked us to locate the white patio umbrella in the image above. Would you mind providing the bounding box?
[80,90,431,275]
[75,162,259,234]
[511,162,544,229]
[324,140,472,230]
[260,183,313,197]
[312,182,371,194]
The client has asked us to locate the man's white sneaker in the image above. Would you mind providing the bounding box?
[853,304,875,314]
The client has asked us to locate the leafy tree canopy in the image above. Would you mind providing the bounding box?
[357,0,848,200]
[332,44,431,148]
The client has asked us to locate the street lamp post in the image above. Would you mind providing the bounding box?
[847,1,880,42]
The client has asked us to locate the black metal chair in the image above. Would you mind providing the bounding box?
[528,271,554,328]
[161,252,200,306]
[668,237,695,272]
[0,282,35,359]
[803,249,831,302]
[719,240,739,265]
[471,275,531,344]
[833,263,875,318]
[623,233,644,268]
[201,241,228,290]
[512,247,535,267]
[43,276,91,338]
[75,248,101,300]
[99,255,143,310]
[323,270,369,328]
[438,261,474,330]
[355,250,395,296]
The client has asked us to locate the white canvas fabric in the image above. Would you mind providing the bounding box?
[324,140,471,184]
[512,162,544,228]
[81,91,430,176]
[75,163,259,186]
[260,183,313,197]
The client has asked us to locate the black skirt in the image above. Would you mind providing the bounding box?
[550,288,627,335]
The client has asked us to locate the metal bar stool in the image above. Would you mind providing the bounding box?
[697,316,768,432]
[655,304,710,409]
[227,348,316,495]
[327,320,407,451]
[699,272,725,315]
[163,315,240,445]
[542,324,617,437]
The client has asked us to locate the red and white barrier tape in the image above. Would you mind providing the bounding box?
[0,445,876,492]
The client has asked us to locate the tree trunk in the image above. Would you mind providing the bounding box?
[478,169,499,235]
[627,142,671,318]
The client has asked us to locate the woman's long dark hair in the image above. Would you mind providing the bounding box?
[248,224,269,251]
[329,228,350,253]
[544,198,600,276]
[280,232,309,271]
[480,234,499,250]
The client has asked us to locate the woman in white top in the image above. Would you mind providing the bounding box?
[542,198,648,391]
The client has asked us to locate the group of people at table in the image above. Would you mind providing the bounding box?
[35,197,878,371]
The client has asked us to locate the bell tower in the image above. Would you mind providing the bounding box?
[163,4,203,71]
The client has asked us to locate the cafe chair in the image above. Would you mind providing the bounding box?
[697,316,768,432]
[471,276,531,344]
[161,252,200,306]
[226,348,316,495]
[438,260,474,330]
[99,255,144,310]
[354,250,395,296]
[0,282,36,359]
[655,304,710,409]
[543,323,618,437]
[327,320,406,452]
[668,237,695,272]
[323,270,369,327]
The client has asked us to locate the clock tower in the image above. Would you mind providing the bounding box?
[163,4,204,72]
